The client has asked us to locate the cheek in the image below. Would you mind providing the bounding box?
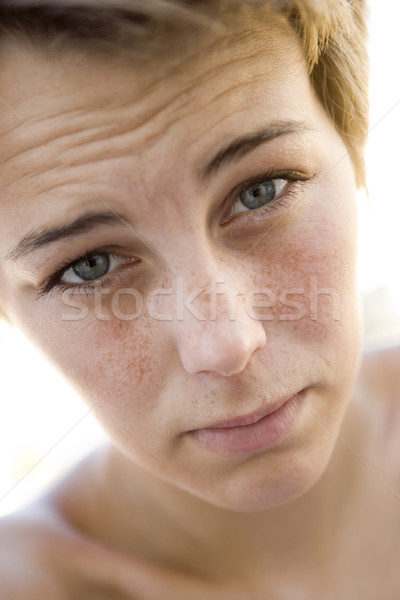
[76,317,164,448]
[74,318,157,394]
[11,297,168,442]
[245,176,361,376]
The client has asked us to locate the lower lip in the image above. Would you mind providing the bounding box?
[190,391,305,455]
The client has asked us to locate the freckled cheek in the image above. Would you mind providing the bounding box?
[245,214,358,339]
[24,296,168,422]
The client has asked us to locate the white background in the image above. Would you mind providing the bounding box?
[1,1,400,516]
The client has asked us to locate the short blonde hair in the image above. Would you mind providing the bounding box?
[0,0,369,185]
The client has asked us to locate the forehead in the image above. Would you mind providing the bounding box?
[0,21,318,245]
[0,18,305,162]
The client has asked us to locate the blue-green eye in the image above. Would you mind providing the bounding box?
[229,178,288,217]
[72,253,109,281]
[60,252,128,284]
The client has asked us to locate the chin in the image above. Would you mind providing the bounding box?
[182,439,336,513]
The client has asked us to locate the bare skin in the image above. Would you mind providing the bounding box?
[0,17,399,600]
[2,352,400,599]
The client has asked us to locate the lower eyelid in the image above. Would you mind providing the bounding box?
[62,272,122,294]
[39,266,131,300]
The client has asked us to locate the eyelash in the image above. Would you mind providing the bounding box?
[37,169,316,299]
[36,249,136,299]
[224,169,313,222]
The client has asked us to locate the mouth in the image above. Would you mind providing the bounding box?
[188,388,307,455]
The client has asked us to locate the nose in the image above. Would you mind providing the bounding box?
[176,280,267,377]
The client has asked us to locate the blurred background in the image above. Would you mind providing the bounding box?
[1,1,400,516]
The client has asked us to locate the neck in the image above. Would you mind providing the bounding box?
[86,399,363,584]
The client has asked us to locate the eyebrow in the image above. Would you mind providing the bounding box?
[200,119,314,179]
[6,212,128,262]
[7,120,314,262]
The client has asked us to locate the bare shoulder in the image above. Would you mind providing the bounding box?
[356,343,400,472]
[0,502,102,599]
[0,447,224,600]
[0,448,128,599]
[0,504,64,598]
[0,491,220,600]
[358,343,400,404]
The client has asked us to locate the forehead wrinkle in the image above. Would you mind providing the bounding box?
[1,151,134,198]
[168,66,307,160]
[187,107,256,153]
[1,72,294,199]
[105,41,304,155]
[90,59,282,160]
[2,164,92,197]
[0,27,305,200]
[83,51,269,148]
[2,95,188,183]
[0,121,118,171]
[155,49,274,115]
[1,91,176,173]
[188,74,278,136]
[154,97,257,167]
[53,49,278,154]
[157,66,266,136]
[0,100,169,187]
[0,98,109,161]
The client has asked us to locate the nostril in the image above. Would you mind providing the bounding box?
[219,363,247,378]
[248,327,267,355]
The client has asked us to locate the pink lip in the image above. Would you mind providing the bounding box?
[189,389,306,454]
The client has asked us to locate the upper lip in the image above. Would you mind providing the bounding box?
[194,390,303,430]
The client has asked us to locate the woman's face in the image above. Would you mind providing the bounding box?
[0,21,362,510]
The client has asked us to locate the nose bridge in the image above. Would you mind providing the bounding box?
[165,242,242,321]
[152,230,266,377]
[180,270,243,323]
